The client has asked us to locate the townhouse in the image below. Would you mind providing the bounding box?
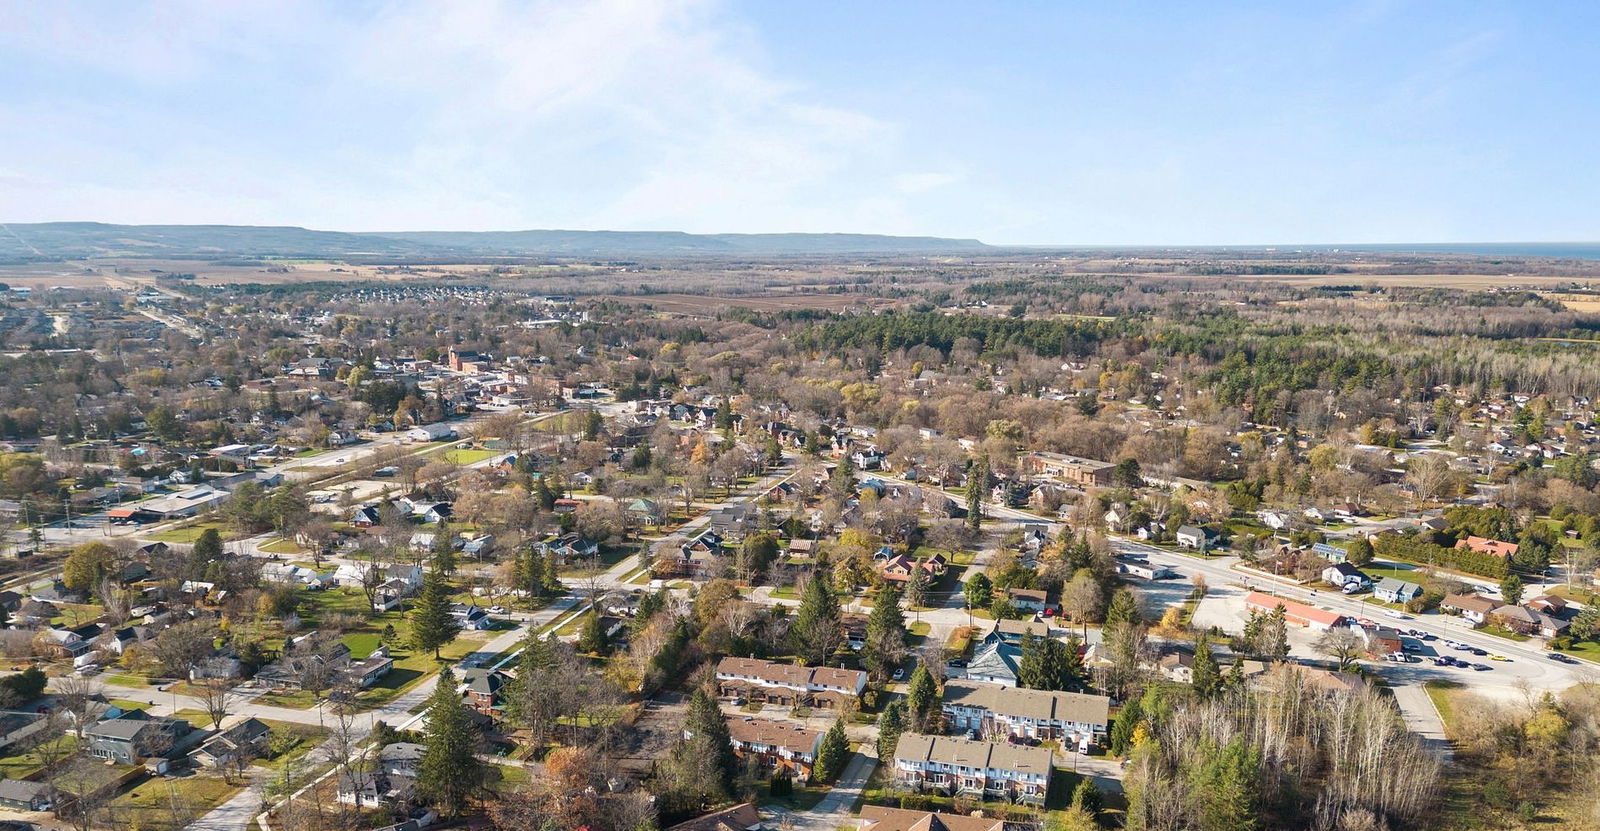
[714,657,867,709]
[724,716,823,782]
[891,734,1054,804]
[941,680,1110,750]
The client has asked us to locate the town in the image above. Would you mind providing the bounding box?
[1,243,1600,831]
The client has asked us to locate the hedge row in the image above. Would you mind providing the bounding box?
[1373,534,1510,579]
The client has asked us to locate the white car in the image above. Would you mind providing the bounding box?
[1383,610,1407,620]
[489,605,507,614]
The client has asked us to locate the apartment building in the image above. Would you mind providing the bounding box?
[714,657,867,709]
[940,680,1110,750]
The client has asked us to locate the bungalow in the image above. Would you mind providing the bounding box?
[1259,511,1292,530]
[1441,593,1499,627]
[406,422,457,442]
[255,642,354,690]
[1456,536,1519,559]
[879,553,947,585]
[552,498,582,514]
[537,533,600,563]
[1321,563,1371,590]
[337,770,415,807]
[1373,578,1424,605]
[379,742,424,778]
[1243,592,1345,630]
[1489,604,1541,636]
[0,778,52,812]
[1007,588,1051,614]
[960,640,1023,688]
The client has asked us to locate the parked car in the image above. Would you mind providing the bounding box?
[488,605,507,614]
[1468,647,1488,656]
[892,668,905,681]
[1471,663,1492,671]
[1489,654,1511,662]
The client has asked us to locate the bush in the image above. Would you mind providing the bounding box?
[899,794,935,811]
[770,773,793,797]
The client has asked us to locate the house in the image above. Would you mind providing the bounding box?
[1489,605,1541,636]
[1175,525,1217,551]
[0,778,52,812]
[1259,511,1292,530]
[255,642,354,690]
[959,640,1023,688]
[379,742,425,778]
[348,649,396,689]
[1321,563,1371,590]
[940,680,1110,747]
[460,668,511,719]
[536,533,600,563]
[714,657,867,709]
[1363,626,1404,658]
[349,506,383,527]
[194,717,272,769]
[449,603,492,631]
[86,710,191,765]
[33,579,87,605]
[879,553,947,585]
[723,716,823,782]
[337,770,415,807]
[1243,592,1345,629]
[707,502,755,536]
[1006,588,1051,614]
[664,803,764,831]
[985,618,1056,645]
[892,734,1053,804]
[1441,594,1499,627]
[552,498,582,514]
[1455,536,1519,559]
[857,806,1004,831]
[0,712,49,754]
[1311,543,1347,563]
[1373,578,1424,605]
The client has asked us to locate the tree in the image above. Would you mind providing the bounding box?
[1191,635,1221,700]
[409,568,461,658]
[1313,627,1367,671]
[863,585,907,682]
[1072,777,1104,817]
[1345,537,1374,567]
[682,688,737,798]
[62,542,117,591]
[1109,694,1141,757]
[877,699,907,761]
[965,457,988,531]
[196,659,239,728]
[906,665,938,731]
[1571,603,1600,640]
[53,674,105,739]
[905,560,931,608]
[740,532,779,582]
[1104,587,1141,626]
[416,667,485,816]
[1262,606,1290,662]
[789,572,842,665]
[813,719,849,783]
[963,572,993,610]
[431,520,457,575]
[578,607,609,655]
[192,527,224,568]
[1188,738,1261,831]
[1500,573,1524,606]
[1113,457,1144,489]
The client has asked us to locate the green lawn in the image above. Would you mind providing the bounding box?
[255,720,330,771]
[558,543,638,577]
[770,586,798,600]
[103,673,156,689]
[111,772,242,831]
[443,448,496,465]
[259,537,303,554]
[909,621,931,637]
[0,734,77,779]
[148,519,233,544]
[1424,680,1464,730]
[489,763,534,792]
[1558,639,1600,663]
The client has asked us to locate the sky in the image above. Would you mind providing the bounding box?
[0,0,1596,245]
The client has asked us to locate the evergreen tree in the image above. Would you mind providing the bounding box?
[431,520,457,575]
[1072,777,1104,817]
[682,688,736,799]
[409,568,461,658]
[813,719,850,784]
[578,607,610,655]
[1110,695,1141,757]
[965,457,988,531]
[1571,603,1600,640]
[416,667,485,816]
[542,554,562,596]
[1500,573,1525,605]
[1105,588,1142,626]
[863,584,907,682]
[1188,738,1261,831]
[789,573,843,665]
[963,572,994,610]
[1192,635,1221,700]
[1040,637,1086,692]
[534,476,557,511]
[877,699,907,762]
[1018,632,1045,689]
[1345,537,1374,567]
[740,532,779,581]
[906,665,938,731]
[904,559,931,608]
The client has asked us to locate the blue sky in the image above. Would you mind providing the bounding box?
[0,1,1595,245]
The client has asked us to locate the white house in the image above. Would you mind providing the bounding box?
[406,423,457,442]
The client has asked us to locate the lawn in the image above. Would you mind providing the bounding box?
[149,519,234,544]
[1424,680,1464,730]
[1558,639,1600,663]
[489,763,534,792]
[909,621,931,637]
[443,448,497,465]
[111,772,243,831]
[770,586,798,600]
[0,734,77,779]
[259,537,304,554]
[558,543,638,577]
[255,720,331,771]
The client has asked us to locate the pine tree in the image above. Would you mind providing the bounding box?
[963,572,993,610]
[863,585,907,682]
[1110,695,1141,757]
[431,520,457,575]
[1571,603,1600,640]
[682,688,736,798]
[906,665,938,731]
[578,607,609,655]
[905,560,931,608]
[1039,637,1086,692]
[789,573,842,665]
[541,554,562,596]
[409,568,461,658]
[965,457,988,531]
[416,667,485,816]
[813,719,850,783]
[1264,605,1290,661]
[877,700,907,762]
[1500,573,1524,605]
[1190,738,1261,831]
[1192,635,1221,700]
[1018,632,1045,689]
[1105,588,1142,626]
[1072,778,1104,817]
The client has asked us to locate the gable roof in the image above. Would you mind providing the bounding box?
[858,806,1005,831]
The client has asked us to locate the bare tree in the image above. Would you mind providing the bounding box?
[54,675,106,739]
[1314,628,1367,671]
[196,657,240,728]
